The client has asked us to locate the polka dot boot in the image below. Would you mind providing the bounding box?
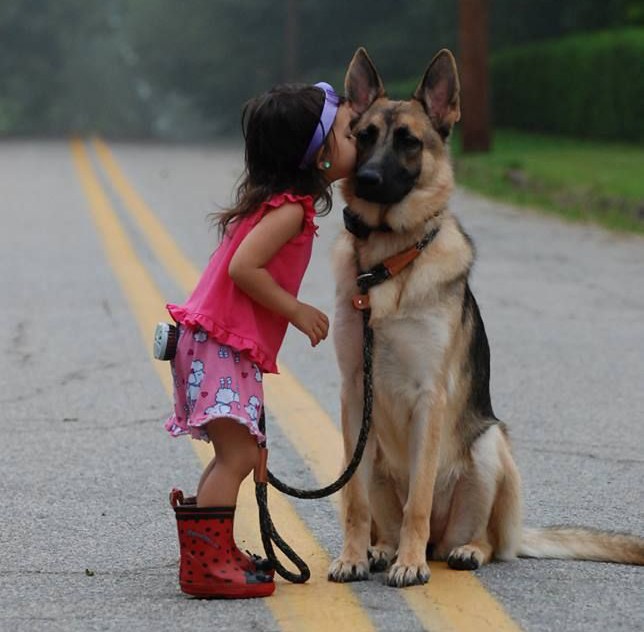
[170,491,275,599]
[170,488,274,578]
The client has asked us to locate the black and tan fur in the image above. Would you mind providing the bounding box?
[328,47,644,588]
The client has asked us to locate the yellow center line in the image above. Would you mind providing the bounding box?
[90,136,524,632]
[71,138,375,632]
[92,137,197,292]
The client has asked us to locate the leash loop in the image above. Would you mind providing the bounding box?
[254,308,374,583]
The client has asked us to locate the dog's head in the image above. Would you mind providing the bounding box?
[343,48,461,230]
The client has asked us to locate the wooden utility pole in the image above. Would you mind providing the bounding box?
[459,0,491,152]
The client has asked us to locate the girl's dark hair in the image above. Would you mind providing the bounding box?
[215,84,336,235]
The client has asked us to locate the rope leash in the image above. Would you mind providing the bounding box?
[254,308,374,583]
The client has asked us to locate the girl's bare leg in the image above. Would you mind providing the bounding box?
[196,453,216,497]
[197,418,259,507]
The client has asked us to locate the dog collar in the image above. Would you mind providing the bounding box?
[353,226,440,310]
[343,206,393,239]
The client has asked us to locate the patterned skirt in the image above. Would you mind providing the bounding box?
[164,326,265,444]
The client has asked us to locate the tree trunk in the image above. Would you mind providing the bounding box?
[284,0,299,81]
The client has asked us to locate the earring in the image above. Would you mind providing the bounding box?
[321,160,332,170]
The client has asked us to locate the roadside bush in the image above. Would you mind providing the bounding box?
[492,29,644,142]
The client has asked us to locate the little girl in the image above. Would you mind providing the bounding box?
[165,82,356,599]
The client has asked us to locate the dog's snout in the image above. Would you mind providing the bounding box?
[356,168,383,188]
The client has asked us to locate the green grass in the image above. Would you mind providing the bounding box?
[451,129,644,233]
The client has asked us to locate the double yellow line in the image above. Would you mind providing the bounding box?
[70,137,522,632]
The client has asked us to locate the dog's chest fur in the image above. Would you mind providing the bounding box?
[372,308,450,404]
[333,214,473,435]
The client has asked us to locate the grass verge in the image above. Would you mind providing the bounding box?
[452,129,644,234]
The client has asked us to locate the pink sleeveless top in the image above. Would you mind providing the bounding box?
[167,192,318,374]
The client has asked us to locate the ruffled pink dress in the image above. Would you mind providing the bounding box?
[165,192,318,442]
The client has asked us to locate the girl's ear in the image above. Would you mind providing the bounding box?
[313,142,331,170]
[413,49,461,137]
[344,47,386,115]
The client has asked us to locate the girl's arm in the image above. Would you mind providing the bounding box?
[228,202,329,347]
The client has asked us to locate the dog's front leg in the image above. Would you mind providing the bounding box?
[368,457,402,572]
[386,390,444,587]
[328,384,375,582]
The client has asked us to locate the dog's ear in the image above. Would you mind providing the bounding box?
[413,49,461,138]
[344,47,386,115]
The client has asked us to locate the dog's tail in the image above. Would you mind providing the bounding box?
[519,527,644,565]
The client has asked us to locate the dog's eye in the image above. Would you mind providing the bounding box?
[355,125,377,144]
[395,128,422,150]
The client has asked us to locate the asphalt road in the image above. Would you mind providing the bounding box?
[0,139,642,632]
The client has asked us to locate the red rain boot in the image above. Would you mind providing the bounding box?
[170,488,274,578]
[172,498,275,598]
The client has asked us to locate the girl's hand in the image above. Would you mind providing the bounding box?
[291,302,329,347]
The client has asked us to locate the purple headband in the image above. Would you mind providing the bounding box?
[299,82,340,168]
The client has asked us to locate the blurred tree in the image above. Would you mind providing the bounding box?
[125,0,458,133]
[625,0,644,23]
[284,0,299,80]
[490,0,643,48]
[2,0,639,138]
[296,0,457,91]
[124,0,285,134]
[0,2,66,132]
[0,0,156,135]
[54,0,155,136]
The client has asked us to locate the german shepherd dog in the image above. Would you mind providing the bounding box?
[328,47,644,587]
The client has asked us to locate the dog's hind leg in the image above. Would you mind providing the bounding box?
[368,456,402,572]
[435,425,521,569]
[488,430,522,561]
[448,443,521,569]
[433,425,498,568]
[328,386,376,582]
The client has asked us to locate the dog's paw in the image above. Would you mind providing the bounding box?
[368,545,395,572]
[447,545,482,570]
[385,561,430,587]
[328,557,370,583]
